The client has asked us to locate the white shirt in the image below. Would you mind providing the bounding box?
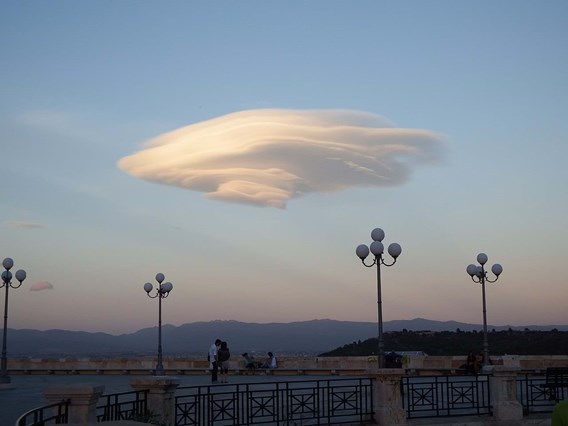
[209,343,218,362]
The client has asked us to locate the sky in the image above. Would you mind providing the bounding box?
[1,1,567,335]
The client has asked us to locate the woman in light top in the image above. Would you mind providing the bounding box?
[263,352,277,369]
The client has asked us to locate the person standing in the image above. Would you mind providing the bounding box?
[209,339,221,383]
[217,341,231,383]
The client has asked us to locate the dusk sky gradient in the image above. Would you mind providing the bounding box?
[1,1,567,334]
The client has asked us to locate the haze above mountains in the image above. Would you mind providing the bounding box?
[5,318,566,357]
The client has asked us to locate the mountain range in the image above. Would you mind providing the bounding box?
[4,318,566,357]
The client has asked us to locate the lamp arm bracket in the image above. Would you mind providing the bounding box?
[361,259,377,268]
[381,258,397,267]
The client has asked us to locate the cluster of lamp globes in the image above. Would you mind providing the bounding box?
[1,258,26,287]
[466,253,503,280]
[355,228,402,261]
[143,273,173,297]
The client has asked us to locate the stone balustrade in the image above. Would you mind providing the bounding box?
[7,354,568,376]
[39,367,553,425]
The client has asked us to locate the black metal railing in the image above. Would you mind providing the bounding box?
[517,374,566,414]
[16,399,70,426]
[175,377,374,426]
[402,375,491,419]
[96,389,148,422]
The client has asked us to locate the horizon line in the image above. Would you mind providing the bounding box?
[7,317,567,337]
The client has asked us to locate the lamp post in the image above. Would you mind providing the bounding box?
[356,228,402,368]
[143,273,173,376]
[1,257,27,384]
[466,253,503,367]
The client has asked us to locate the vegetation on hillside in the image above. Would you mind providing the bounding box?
[319,329,568,356]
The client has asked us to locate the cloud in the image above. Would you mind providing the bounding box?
[118,109,445,208]
[4,221,44,229]
[30,281,54,291]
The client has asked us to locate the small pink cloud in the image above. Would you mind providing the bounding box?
[29,281,54,291]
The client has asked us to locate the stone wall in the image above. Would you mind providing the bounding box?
[7,354,568,374]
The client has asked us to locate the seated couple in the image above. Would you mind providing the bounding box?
[242,352,277,372]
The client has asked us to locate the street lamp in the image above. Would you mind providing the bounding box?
[466,253,503,367]
[356,228,402,368]
[143,273,173,376]
[1,257,27,384]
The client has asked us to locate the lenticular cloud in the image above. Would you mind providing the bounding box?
[118,109,444,208]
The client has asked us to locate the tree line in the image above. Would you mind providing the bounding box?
[319,329,568,356]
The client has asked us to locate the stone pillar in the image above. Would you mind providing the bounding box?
[43,385,105,424]
[368,369,406,425]
[130,377,180,425]
[489,366,523,421]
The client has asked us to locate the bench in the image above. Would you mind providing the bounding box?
[540,367,568,401]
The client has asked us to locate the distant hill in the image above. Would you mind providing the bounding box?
[321,329,568,356]
[3,318,566,357]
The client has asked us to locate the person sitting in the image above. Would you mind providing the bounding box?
[465,351,477,375]
[242,353,261,374]
[262,352,277,369]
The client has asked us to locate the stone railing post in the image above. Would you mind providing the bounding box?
[43,385,104,424]
[368,369,406,425]
[489,366,523,421]
[130,377,180,425]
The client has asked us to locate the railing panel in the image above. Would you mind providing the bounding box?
[517,374,566,414]
[175,377,373,426]
[402,375,491,419]
[96,389,148,422]
[16,399,70,426]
